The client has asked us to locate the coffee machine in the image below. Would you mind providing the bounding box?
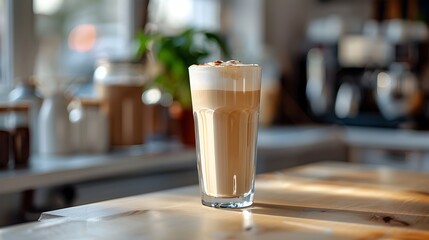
[304,15,429,129]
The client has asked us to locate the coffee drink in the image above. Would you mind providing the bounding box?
[192,89,259,197]
[189,60,261,208]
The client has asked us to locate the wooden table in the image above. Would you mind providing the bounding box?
[1,162,429,239]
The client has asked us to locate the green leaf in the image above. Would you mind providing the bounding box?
[134,33,151,60]
[134,28,231,107]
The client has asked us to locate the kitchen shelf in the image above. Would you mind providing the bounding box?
[0,127,340,195]
[2,126,429,195]
[0,142,196,195]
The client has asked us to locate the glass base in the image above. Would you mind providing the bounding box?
[201,192,254,209]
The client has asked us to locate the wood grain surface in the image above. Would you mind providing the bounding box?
[2,161,429,240]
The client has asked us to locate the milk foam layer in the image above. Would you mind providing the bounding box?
[189,60,261,91]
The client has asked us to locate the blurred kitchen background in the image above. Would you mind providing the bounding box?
[1,0,429,227]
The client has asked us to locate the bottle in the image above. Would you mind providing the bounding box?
[39,91,71,155]
[9,103,31,168]
[8,78,42,152]
[0,105,11,169]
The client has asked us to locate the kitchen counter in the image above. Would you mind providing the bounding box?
[2,161,429,239]
[343,127,429,151]
[3,125,429,196]
[0,126,342,195]
[0,142,196,195]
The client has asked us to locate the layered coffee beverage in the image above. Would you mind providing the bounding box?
[189,60,261,208]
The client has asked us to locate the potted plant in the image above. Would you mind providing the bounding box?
[136,28,230,145]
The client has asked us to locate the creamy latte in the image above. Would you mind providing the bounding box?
[189,60,261,207]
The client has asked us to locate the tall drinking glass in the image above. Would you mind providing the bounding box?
[189,60,261,208]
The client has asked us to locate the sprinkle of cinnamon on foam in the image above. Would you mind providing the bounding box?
[203,60,259,67]
[195,60,258,67]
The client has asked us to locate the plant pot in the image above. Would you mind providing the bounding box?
[169,102,195,146]
[179,108,195,146]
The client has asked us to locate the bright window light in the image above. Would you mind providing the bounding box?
[34,0,63,15]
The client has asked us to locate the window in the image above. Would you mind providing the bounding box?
[148,0,220,32]
[0,0,9,97]
[34,0,137,93]
[0,0,142,98]
[0,0,220,97]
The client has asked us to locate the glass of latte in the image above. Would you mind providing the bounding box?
[189,60,261,208]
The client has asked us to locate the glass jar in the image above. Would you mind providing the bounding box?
[0,105,11,169]
[9,103,30,168]
[94,59,149,146]
[82,99,109,153]
[142,87,172,141]
[69,99,109,153]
